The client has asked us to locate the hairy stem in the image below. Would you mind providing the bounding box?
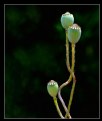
[66,30,71,72]
[65,30,74,88]
[68,77,76,112]
[68,44,76,111]
[58,31,73,119]
[58,82,72,119]
[71,44,75,72]
[65,43,76,118]
[53,97,65,119]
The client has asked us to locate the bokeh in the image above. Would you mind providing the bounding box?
[5,5,99,118]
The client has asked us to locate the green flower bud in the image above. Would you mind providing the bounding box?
[47,80,59,98]
[68,24,81,44]
[61,12,74,29]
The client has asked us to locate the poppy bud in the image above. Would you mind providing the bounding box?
[61,12,74,29]
[68,24,81,43]
[47,80,59,98]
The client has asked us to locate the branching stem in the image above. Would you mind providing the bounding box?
[58,82,72,119]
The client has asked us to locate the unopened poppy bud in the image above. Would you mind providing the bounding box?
[68,24,81,43]
[61,12,74,29]
[47,80,59,98]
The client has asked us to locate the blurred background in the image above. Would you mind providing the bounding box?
[5,5,99,118]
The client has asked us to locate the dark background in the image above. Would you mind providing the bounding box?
[5,5,99,118]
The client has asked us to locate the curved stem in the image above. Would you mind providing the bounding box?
[65,30,74,88]
[57,30,73,119]
[65,43,76,118]
[68,44,75,111]
[58,82,72,119]
[58,31,76,119]
[68,76,76,112]
[53,97,65,119]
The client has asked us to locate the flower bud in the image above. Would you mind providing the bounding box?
[47,80,59,98]
[68,24,81,43]
[61,12,74,29]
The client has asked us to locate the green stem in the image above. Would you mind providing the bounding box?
[57,30,72,118]
[58,30,73,118]
[68,77,76,112]
[58,82,72,119]
[68,44,76,111]
[71,44,75,72]
[53,97,65,119]
[65,43,76,118]
[65,30,74,84]
[65,30,71,73]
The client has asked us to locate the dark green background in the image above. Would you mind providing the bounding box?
[5,5,99,118]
